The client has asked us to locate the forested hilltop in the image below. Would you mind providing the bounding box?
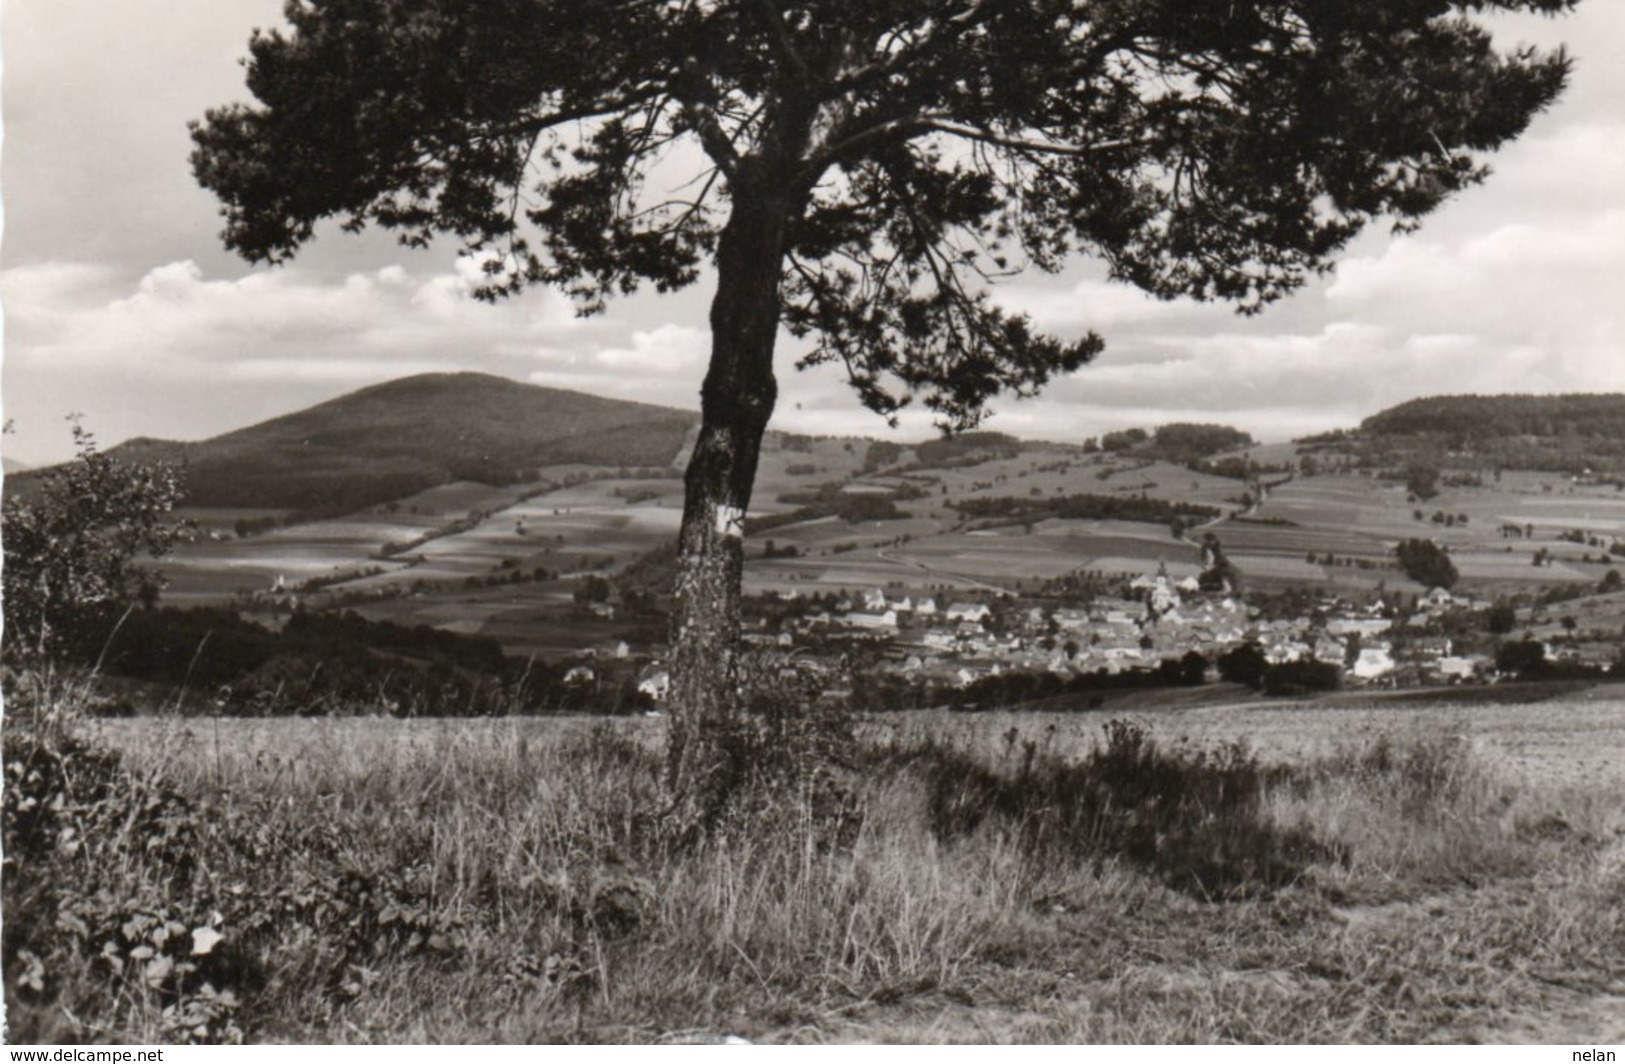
[1329,394,1625,474]
[1363,394,1625,441]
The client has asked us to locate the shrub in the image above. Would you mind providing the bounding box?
[884,720,1339,898]
[2,423,187,659]
[1261,660,1342,696]
[1283,731,1548,893]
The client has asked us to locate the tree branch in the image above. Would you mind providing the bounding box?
[829,0,997,96]
[750,0,811,86]
[805,111,1143,183]
[919,120,1144,159]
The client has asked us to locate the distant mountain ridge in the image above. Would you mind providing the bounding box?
[103,372,699,511]
[20,380,1625,514]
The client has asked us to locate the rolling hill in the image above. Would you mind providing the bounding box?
[98,373,700,512]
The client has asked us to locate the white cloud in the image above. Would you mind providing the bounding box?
[907,314,1617,446]
[4,257,603,378]
[1324,208,1625,392]
[1479,122,1625,227]
[1,258,685,461]
[587,324,710,371]
[992,273,1221,334]
[223,358,452,383]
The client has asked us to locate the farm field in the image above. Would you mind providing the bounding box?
[1255,477,1414,530]
[90,691,1625,793]
[748,544,981,596]
[158,524,419,605]
[900,528,1188,579]
[1524,588,1625,644]
[1452,549,1594,584]
[743,518,1207,597]
[1205,519,1391,558]
[1261,473,1625,547]
[755,514,941,552]
[1232,471,1625,594]
[343,581,663,658]
[408,499,681,569]
[938,454,1247,515]
[148,447,1625,650]
[32,690,1619,1044]
[158,483,548,604]
[877,694,1625,792]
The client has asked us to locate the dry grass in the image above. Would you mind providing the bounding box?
[5,671,1623,1044]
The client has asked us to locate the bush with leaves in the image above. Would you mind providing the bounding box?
[2,671,472,1043]
[2,698,248,1043]
[2,422,188,658]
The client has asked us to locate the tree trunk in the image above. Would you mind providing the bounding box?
[665,183,791,797]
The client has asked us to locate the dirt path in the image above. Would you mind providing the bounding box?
[875,547,1015,596]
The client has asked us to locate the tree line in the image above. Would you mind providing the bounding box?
[952,492,1221,526]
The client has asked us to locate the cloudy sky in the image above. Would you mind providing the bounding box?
[4,2,1623,467]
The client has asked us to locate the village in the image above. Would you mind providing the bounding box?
[609,569,1575,708]
[751,574,1492,683]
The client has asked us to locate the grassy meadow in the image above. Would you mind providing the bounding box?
[7,672,1623,1044]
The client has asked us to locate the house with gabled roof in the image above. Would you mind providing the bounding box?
[946,601,991,623]
[1351,645,1397,680]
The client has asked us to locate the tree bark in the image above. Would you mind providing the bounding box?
[665,180,792,797]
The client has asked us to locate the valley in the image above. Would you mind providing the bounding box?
[16,376,1625,716]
